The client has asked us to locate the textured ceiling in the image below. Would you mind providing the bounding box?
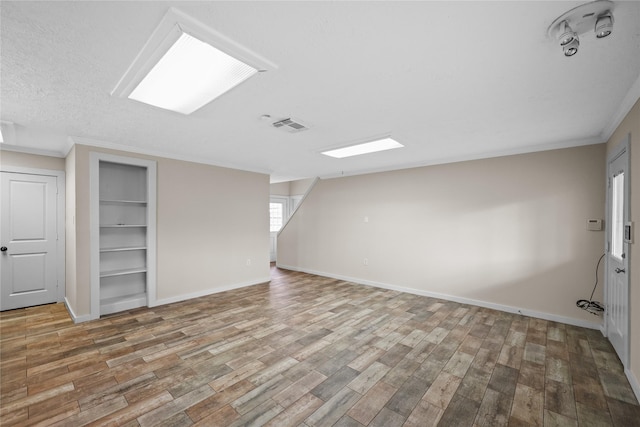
[2,1,640,182]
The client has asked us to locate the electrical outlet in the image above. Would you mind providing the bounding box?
[363,258,369,266]
[246,258,251,266]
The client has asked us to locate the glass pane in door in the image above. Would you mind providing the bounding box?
[612,172,624,260]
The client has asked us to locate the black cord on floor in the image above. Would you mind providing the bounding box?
[576,253,605,315]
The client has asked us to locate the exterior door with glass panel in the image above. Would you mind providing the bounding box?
[606,139,630,367]
[1,172,58,310]
[270,197,288,262]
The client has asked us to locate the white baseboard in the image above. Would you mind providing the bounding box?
[64,297,91,323]
[152,276,271,307]
[276,264,602,330]
[101,294,147,316]
[65,278,270,322]
[626,367,640,403]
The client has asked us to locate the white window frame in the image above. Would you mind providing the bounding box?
[269,196,289,233]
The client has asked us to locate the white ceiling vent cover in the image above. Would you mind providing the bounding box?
[272,118,309,133]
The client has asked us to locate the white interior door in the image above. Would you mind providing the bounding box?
[606,140,630,367]
[1,172,58,311]
[270,197,288,262]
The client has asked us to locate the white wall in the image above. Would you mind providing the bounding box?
[278,144,606,327]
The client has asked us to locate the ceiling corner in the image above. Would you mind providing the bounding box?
[601,72,640,142]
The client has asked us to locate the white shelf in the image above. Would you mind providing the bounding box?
[100,199,147,204]
[100,267,147,278]
[100,224,147,228]
[100,246,147,253]
[92,155,156,320]
[100,293,147,316]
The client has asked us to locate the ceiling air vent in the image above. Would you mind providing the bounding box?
[272,118,309,133]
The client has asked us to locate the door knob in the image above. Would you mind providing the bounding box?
[0,246,7,252]
[615,267,625,273]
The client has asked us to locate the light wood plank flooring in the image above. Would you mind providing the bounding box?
[1,266,639,426]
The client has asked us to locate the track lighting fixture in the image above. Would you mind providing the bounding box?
[547,0,615,57]
[595,15,613,38]
[563,38,580,57]
[558,21,579,56]
[558,21,577,47]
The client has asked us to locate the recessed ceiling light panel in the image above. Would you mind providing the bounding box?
[127,31,257,114]
[112,8,276,114]
[0,121,16,145]
[322,137,404,159]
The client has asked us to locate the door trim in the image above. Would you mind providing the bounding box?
[269,196,289,262]
[0,165,66,305]
[605,133,631,368]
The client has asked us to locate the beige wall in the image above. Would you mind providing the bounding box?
[270,178,315,196]
[270,181,290,196]
[279,144,606,326]
[606,98,640,393]
[290,178,315,196]
[0,149,65,171]
[154,154,269,301]
[67,144,270,316]
[69,145,92,316]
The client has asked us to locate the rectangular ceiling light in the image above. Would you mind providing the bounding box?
[0,121,15,145]
[322,137,404,158]
[128,32,257,115]
[112,8,276,115]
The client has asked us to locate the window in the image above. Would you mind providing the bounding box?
[612,171,624,259]
[270,202,284,232]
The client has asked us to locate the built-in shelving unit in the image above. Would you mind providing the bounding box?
[90,153,157,319]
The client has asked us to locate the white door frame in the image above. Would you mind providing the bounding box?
[604,134,631,368]
[0,165,66,305]
[90,152,157,320]
[270,196,289,262]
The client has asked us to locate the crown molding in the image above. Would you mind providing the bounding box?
[69,135,272,176]
[320,135,604,180]
[0,143,66,158]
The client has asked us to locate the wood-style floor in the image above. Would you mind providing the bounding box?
[1,266,639,426]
